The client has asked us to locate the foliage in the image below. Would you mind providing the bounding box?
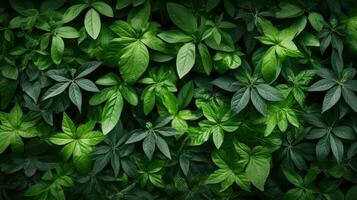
[0,0,357,199]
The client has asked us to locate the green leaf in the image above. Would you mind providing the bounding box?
[62,112,76,135]
[285,16,307,38]
[231,88,250,114]
[76,78,99,92]
[110,20,137,38]
[95,73,120,86]
[176,42,196,78]
[275,3,304,18]
[126,130,148,144]
[301,32,320,47]
[143,134,156,160]
[128,2,151,31]
[42,82,70,100]
[206,151,251,192]
[316,136,330,161]
[166,2,197,33]
[89,87,115,105]
[46,69,70,82]
[160,89,178,114]
[51,35,64,65]
[329,134,343,163]
[276,40,303,58]
[50,115,104,172]
[178,81,194,109]
[85,8,101,39]
[120,86,138,106]
[251,89,267,116]
[283,188,305,200]
[1,65,18,80]
[49,133,73,145]
[346,185,357,200]
[75,61,102,79]
[206,168,230,184]
[24,183,48,196]
[286,110,299,128]
[212,76,239,92]
[55,26,80,39]
[143,87,155,115]
[141,31,166,52]
[282,167,303,187]
[322,86,341,112]
[0,105,38,154]
[308,12,325,32]
[308,79,336,91]
[342,87,357,112]
[198,43,213,75]
[101,93,123,135]
[92,1,114,17]
[68,83,82,112]
[333,126,355,140]
[303,166,320,185]
[245,147,271,191]
[62,4,87,23]
[158,30,193,43]
[212,127,224,149]
[118,40,149,83]
[156,136,171,159]
[261,47,280,83]
[256,84,283,101]
[258,19,279,38]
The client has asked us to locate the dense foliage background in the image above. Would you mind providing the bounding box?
[1,0,357,199]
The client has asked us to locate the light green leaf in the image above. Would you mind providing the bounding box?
[212,127,224,149]
[176,42,196,78]
[101,93,123,135]
[118,40,149,83]
[141,31,166,52]
[92,1,114,17]
[62,4,87,23]
[261,47,280,83]
[110,20,137,38]
[51,35,64,65]
[120,86,138,106]
[143,87,155,115]
[85,8,101,39]
[245,147,271,191]
[158,30,193,43]
[62,112,76,135]
[55,26,79,39]
[95,73,120,86]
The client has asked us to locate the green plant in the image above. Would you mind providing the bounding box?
[1,0,357,199]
